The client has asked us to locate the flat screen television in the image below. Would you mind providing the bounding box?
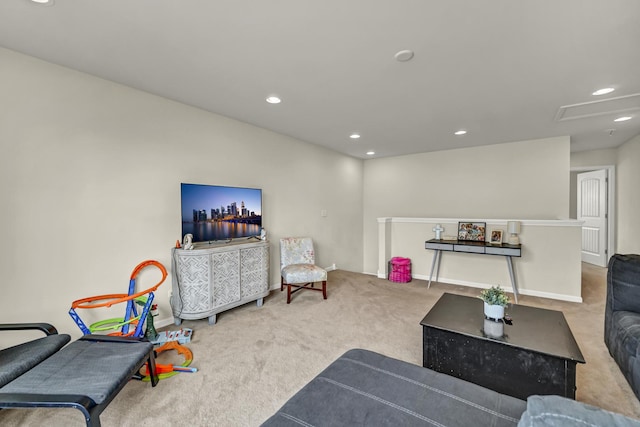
[181,183,262,244]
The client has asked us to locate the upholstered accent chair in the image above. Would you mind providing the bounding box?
[280,237,327,304]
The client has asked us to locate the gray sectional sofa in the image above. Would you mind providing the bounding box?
[606,253,640,400]
[262,348,640,427]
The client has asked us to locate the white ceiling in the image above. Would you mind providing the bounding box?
[1,0,639,159]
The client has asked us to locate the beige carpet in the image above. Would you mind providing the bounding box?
[2,264,639,426]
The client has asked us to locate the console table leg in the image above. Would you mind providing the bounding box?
[428,250,440,288]
[506,256,519,303]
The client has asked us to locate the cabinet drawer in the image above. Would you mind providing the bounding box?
[453,244,485,254]
[485,247,521,256]
[425,242,454,250]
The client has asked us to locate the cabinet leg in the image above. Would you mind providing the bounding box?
[257,298,263,307]
[208,314,217,325]
[174,318,182,326]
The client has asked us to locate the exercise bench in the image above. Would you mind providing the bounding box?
[0,323,158,427]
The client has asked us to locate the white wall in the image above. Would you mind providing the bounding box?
[617,135,640,254]
[362,137,571,275]
[0,47,364,341]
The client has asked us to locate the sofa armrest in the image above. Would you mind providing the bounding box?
[518,395,640,427]
[0,323,59,336]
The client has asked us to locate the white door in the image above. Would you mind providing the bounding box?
[577,169,608,267]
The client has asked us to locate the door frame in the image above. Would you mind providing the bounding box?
[571,165,616,267]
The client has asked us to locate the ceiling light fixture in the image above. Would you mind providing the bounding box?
[366,151,375,156]
[394,50,414,62]
[454,130,467,136]
[614,116,632,122]
[350,133,361,139]
[265,96,281,104]
[30,0,54,5]
[592,88,615,96]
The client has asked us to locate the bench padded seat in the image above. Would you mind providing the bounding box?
[1,337,153,405]
[0,333,71,388]
[0,335,157,427]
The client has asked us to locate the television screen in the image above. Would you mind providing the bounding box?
[181,183,262,243]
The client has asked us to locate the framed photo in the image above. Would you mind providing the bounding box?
[457,222,486,241]
[490,230,503,245]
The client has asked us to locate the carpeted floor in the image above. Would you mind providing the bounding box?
[1,263,639,426]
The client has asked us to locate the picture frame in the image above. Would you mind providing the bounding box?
[457,222,486,241]
[490,229,503,245]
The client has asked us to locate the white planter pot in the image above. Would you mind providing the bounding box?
[484,302,505,321]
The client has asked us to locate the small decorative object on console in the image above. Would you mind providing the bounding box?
[458,222,486,241]
[432,224,444,240]
[507,221,521,245]
[490,230,503,244]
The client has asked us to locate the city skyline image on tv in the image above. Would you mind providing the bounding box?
[181,183,262,243]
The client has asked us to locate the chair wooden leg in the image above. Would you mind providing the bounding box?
[322,280,327,299]
[287,284,292,304]
[281,276,284,292]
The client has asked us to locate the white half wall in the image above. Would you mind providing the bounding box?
[378,218,583,302]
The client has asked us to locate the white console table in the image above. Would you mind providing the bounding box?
[425,239,522,302]
[171,239,269,325]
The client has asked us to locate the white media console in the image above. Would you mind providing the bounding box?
[170,239,269,325]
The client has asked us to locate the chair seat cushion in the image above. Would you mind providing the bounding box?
[0,334,71,388]
[282,264,327,284]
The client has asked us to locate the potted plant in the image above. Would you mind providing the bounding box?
[480,286,509,321]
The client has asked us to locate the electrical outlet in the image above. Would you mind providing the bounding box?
[321,209,328,217]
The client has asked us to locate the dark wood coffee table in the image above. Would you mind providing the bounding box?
[420,292,585,400]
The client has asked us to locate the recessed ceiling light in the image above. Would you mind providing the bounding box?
[265,96,281,104]
[614,116,632,122]
[454,130,467,136]
[592,88,615,96]
[30,0,54,5]
[394,50,414,62]
[350,133,361,139]
[366,151,375,156]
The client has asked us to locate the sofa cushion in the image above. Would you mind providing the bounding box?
[518,395,640,427]
[262,348,526,427]
[0,334,70,387]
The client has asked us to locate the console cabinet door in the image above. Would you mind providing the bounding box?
[211,250,241,307]
[240,245,269,299]
[174,253,213,314]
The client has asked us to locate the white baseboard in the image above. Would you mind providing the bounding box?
[410,273,583,303]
